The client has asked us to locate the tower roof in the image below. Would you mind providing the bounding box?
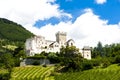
[83,46,91,50]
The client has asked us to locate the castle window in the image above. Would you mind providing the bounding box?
[45,46,47,49]
[71,43,73,46]
[87,54,89,57]
[55,45,58,47]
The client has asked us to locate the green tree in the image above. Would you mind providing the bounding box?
[16,50,26,58]
[97,42,104,57]
[0,53,14,71]
[82,60,93,70]
[92,42,104,58]
[13,46,25,58]
[58,46,83,72]
[60,46,80,58]
[0,53,14,79]
[115,55,120,63]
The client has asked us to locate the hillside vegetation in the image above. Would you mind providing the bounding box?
[54,64,120,80]
[0,18,34,80]
[0,18,34,41]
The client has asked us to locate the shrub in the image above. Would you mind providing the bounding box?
[82,60,93,70]
[27,56,46,59]
[101,58,111,68]
[43,64,47,67]
[0,73,10,80]
[91,59,100,67]
[32,61,40,65]
[115,55,120,63]
[63,59,83,72]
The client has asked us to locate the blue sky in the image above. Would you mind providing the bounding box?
[0,0,120,47]
[34,0,120,28]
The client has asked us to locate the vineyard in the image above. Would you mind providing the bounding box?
[10,64,120,80]
[54,64,120,80]
[10,66,54,80]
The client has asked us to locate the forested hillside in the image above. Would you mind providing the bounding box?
[0,18,34,41]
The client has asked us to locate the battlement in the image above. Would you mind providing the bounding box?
[56,31,67,44]
[56,31,67,36]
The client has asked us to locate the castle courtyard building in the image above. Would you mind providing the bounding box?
[25,31,91,59]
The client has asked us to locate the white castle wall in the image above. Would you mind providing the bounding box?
[25,32,91,59]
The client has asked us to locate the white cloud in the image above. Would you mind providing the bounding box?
[95,0,107,4]
[0,0,120,48]
[0,0,71,26]
[32,21,72,41]
[26,8,120,48]
[71,9,120,47]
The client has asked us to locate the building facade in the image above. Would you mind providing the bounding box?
[82,46,91,60]
[25,31,91,59]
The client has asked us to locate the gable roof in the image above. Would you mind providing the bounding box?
[67,39,74,43]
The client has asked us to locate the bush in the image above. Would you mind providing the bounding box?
[102,61,110,68]
[101,58,111,68]
[0,73,10,80]
[48,57,64,64]
[27,56,46,59]
[82,60,93,70]
[43,64,47,67]
[14,58,20,67]
[62,59,83,72]
[32,61,40,65]
[91,59,100,67]
[107,57,115,64]
[115,55,120,63]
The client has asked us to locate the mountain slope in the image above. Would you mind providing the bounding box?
[0,18,34,41]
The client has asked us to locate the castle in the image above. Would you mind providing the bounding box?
[25,31,91,59]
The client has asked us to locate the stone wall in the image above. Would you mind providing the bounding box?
[20,58,50,66]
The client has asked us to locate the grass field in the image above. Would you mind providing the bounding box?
[10,66,54,80]
[54,64,120,80]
